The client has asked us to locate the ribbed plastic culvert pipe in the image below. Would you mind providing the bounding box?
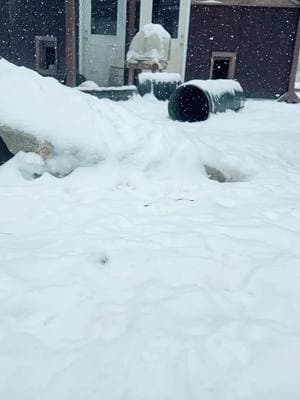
[168,79,245,122]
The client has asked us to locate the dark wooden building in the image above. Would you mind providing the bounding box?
[185,0,300,99]
[0,0,68,82]
[0,0,299,99]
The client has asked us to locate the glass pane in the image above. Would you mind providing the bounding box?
[91,0,118,35]
[152,0,180,39]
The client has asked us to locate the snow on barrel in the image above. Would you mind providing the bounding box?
[168,79,245,122]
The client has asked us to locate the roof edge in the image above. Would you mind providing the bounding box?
[191,0,300,8]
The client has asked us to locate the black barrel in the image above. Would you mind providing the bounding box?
[168,80,245,122]
[138,73,182,101]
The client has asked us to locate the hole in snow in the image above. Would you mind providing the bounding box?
[99,254,110,266]
[204,165,248,183]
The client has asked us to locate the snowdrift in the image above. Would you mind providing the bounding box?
[1,60,300,400]
[0,59,213,182]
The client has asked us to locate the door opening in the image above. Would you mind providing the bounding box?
[210,52,237,80]
[80,0,127,86]
[35,36,57,76]
[212,59,230,79]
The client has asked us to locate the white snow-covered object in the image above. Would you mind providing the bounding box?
[138,72,181,84]
[126,24,171,69]
[0,59,142,175]
[76,80,137,92]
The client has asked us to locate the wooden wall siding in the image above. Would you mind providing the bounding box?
[0,0,66,81]
[0,1,11,60]
[186,5,299,98]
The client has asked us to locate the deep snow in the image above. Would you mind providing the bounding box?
[1,62,300,399]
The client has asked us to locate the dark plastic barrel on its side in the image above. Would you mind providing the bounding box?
[168,80,245,122]
[138,74,182,101]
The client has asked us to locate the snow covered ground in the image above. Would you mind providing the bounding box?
[1,63,300,399]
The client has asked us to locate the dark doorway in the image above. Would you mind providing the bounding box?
[35,36,58,76]
[212,59,230,79]
[44,47,56,70]
[210,52,237,80]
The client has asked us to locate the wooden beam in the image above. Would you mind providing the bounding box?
[65,0,77,87]
[286,12,300,103]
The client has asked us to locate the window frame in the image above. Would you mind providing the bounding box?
[35,36,58,76]
[152,0,180,39]
[210,51,237,80]
[91,0,118,36]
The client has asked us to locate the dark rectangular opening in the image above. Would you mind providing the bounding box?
[212,59,230,79]
[91,0,118,35]
[35,36,57,76]
[210,52,237,80]
[44,47,56,70]
[152,0,180,39]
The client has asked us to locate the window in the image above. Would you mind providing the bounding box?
[210,52,237,80]
[91,0,118,35]
[152,0,180,39]
[35,36,57,76]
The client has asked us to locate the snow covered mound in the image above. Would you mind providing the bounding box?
[0,60,228,183]
[0,59,141,159]
[1,60,300,400]
[0,60,209,181]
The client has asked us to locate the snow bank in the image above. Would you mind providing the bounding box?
[0,60,208,181]
[0,60,148,171]
[0,95,300,399]
[1,67,300,399]
[0,60,145,160]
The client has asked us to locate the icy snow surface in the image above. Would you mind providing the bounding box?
[1,62,300,399]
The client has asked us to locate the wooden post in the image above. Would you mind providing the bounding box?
[65,0,77,87]
[286,12,300,103]
[126,0,141,85]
